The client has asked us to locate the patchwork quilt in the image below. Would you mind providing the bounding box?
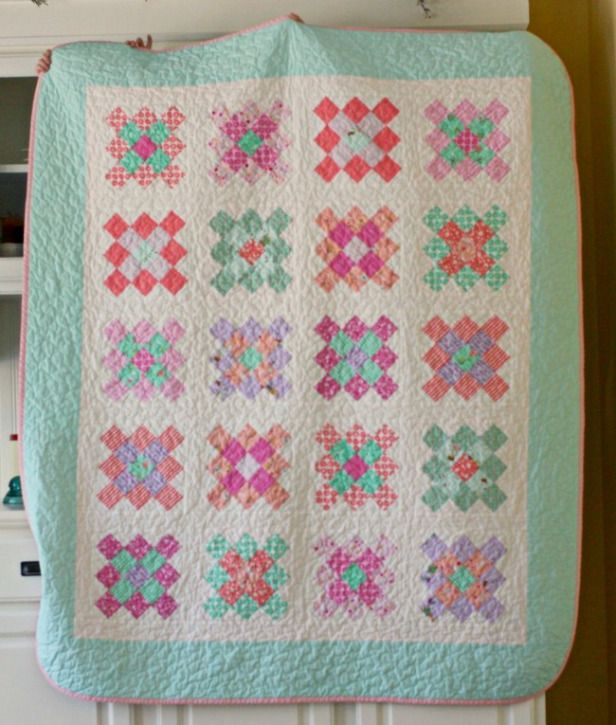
[21,16,582,704]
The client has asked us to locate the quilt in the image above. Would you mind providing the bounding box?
[21,16,582,704]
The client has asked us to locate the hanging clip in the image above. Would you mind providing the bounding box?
[417,0,432,18]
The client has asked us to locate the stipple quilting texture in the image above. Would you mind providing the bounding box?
[21,19,581,704]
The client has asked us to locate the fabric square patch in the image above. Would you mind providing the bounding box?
[103,319,186,402]
[420,534,506,622]
[103,212,187,296]
[210,317,292,399]
[105,106,185,187]
[421,425,508,511]
[95,534,181,619]
[423,205,508,291]
[314,534,397,619]
[210,208,292,294]
[204,534,289,620]
[209,101,291,185]
[314,97,401,182]
[206,424,290,509]
[98,425,184,510]
[315,423,398,510]
[315,206,399,292]
[315,315,398,400]
[422,316,509,401]
[424,99,510,182]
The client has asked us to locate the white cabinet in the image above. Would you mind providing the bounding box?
[0,0,529,76]
[0,2,543,721]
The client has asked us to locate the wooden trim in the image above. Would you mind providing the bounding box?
[0,258,23,296]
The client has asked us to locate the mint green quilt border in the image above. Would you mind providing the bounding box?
[23,21,580,702]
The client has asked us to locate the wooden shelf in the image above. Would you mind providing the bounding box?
[0,164,27,174]
[0,257,23,296]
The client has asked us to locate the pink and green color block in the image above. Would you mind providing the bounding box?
[103,319,185,402]
[209,101,291,185]
[95,534,181,619]
[423,205,508,292]
[105,106,185,188]
[204,534,289,620]
[424,99,510,182]
[315,423,398,510]
[314,534,397,620]
[315,315,398,400]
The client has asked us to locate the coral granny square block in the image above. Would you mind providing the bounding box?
[206,424,291,510]
[103,212,187,296]
[422,316,509,401]
[314,97,401,182]
[98,425,184,510]
[315,206,399,292]
[423,206,509,291]
[204,534,289,620]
